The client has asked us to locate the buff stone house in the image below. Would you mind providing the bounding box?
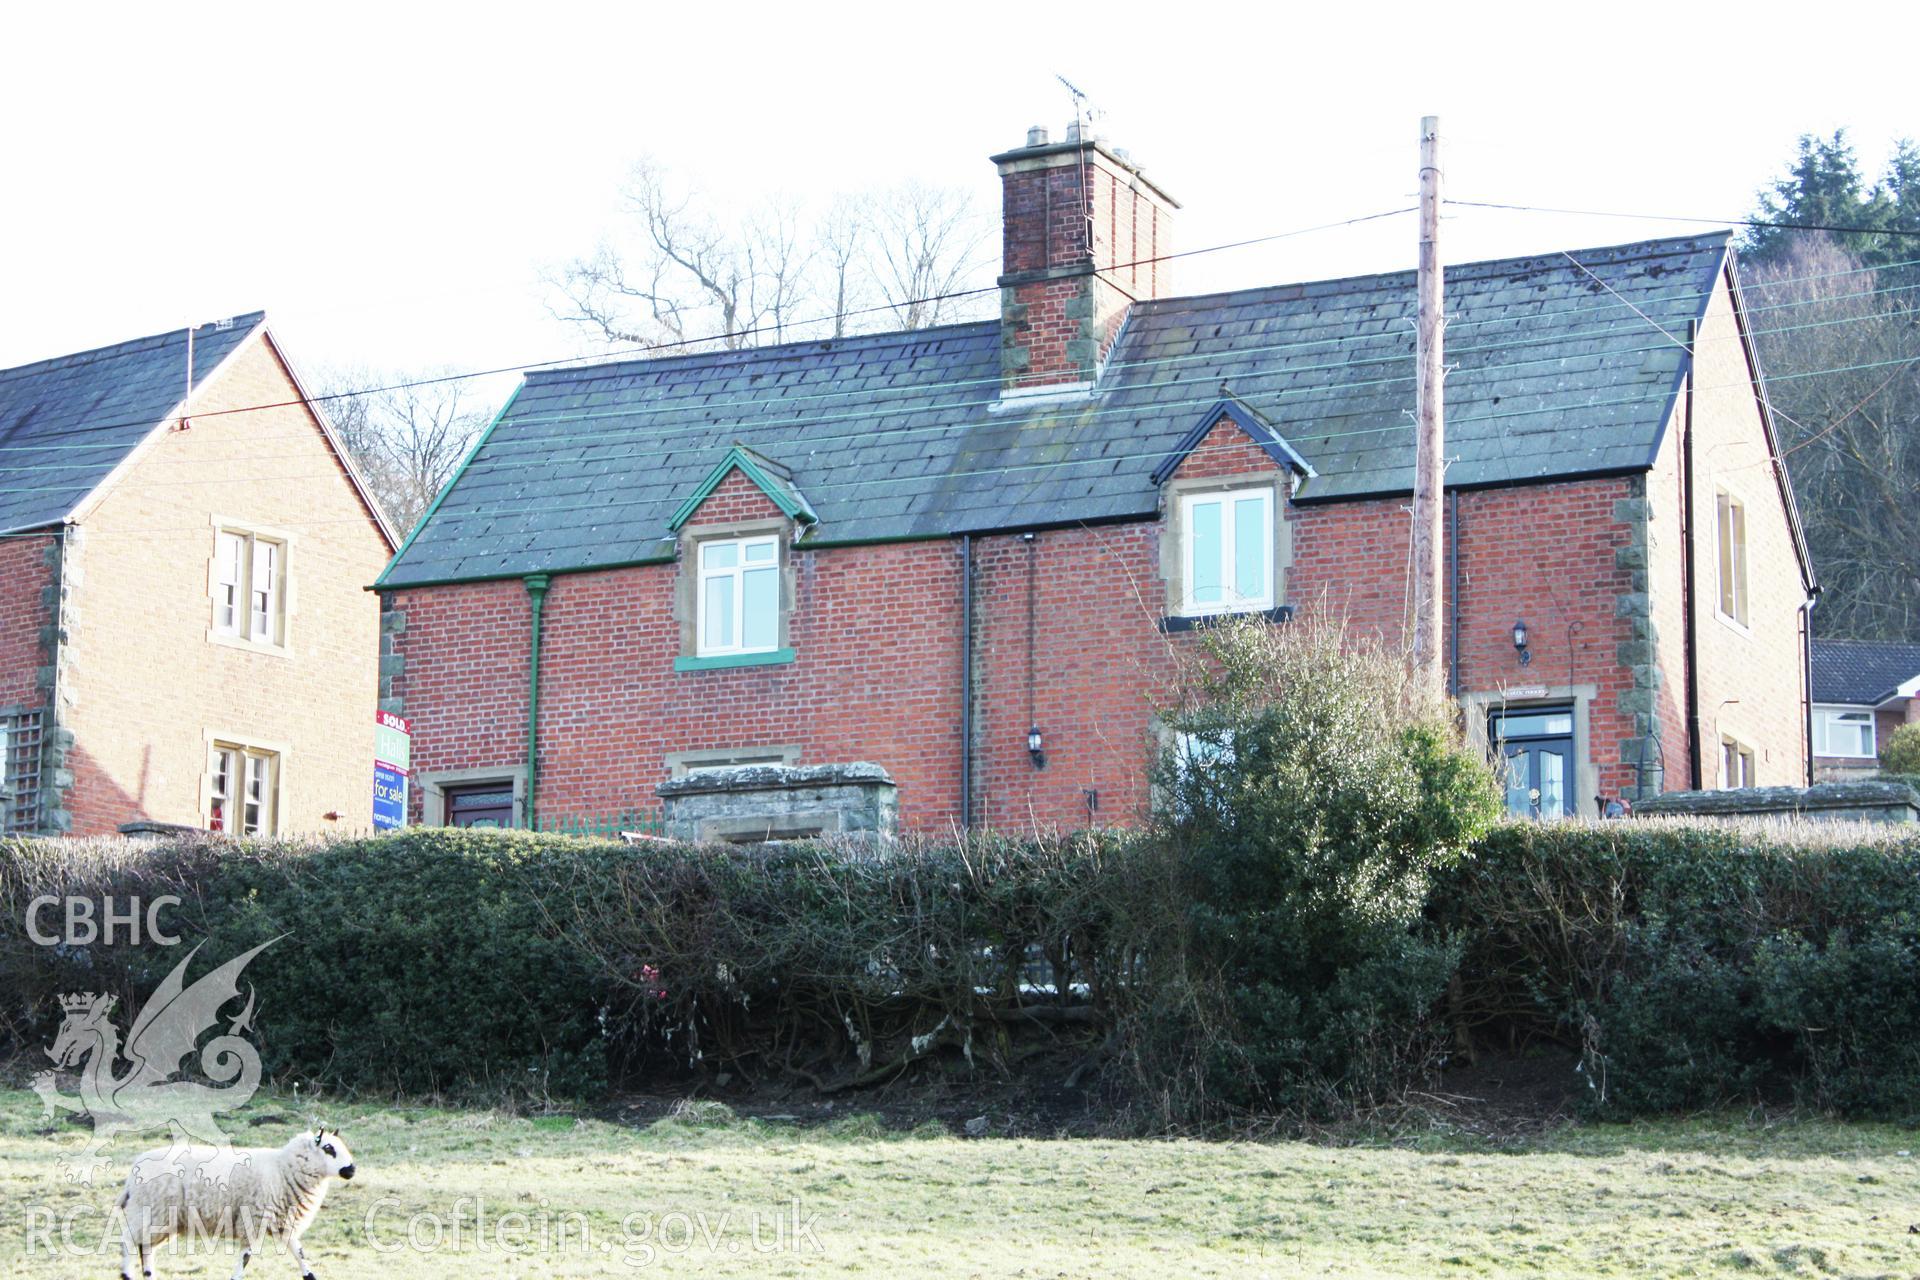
[375,126,1815,833]
[0,315,395,835]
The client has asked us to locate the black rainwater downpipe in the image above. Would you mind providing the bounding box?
[1801,592,1820,786]
[1681,320,1703,790]
[523,573,550,829]
[1446,491,1461,698]
[959,535,973,827]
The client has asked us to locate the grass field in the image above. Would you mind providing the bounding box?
[4,1087,1920,1278]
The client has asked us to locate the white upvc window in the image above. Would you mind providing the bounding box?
[1715,490,1748,627]
[209,742,278,836]
[213,529,286,645]
[1720,736,1756,790]
[1179,488,1273,617]
[696,535,781,656]
[1813,706,1877,759]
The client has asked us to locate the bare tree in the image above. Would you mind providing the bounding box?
[316,370,495,535]
[1742,236,1920,641]
[815,196,872,339]
[858,180,995,330]
[550,160,816,352]
[549,160,995,351]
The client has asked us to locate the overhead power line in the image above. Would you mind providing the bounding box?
[349,354,1920,539]
[0,345,1909,544]
[0,205,1422,451]
[1454,199,1920,240]
[0,300,1911,498]
[11,282,1916,479]
[9,242,1918,464]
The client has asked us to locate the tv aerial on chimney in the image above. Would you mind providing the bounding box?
[1054,74,1106,143]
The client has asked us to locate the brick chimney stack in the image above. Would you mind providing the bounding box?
[992,122,1179,394]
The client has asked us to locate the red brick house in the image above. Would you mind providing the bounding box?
[0,315,396,835]
[375,126,1815,831]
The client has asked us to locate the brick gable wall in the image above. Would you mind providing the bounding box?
[59,332,390,835]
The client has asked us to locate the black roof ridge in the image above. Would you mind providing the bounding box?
[0,311,267,381]
[1814,637,1920,652]
[1133,232,1732,317]
[527,318,999,385]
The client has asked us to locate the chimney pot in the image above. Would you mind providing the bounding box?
[1026,125,1049,148]
[1064,120,1082,144]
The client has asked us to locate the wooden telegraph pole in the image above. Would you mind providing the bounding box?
[1411,115,1445,697]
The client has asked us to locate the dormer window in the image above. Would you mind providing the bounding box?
[1179,488,1273,617]
[697,534,781,657]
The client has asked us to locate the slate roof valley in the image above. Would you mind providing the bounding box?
[380,234,1732,587]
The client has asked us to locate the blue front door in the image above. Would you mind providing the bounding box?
[1491,706,1576,819]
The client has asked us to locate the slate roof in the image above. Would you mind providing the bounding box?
[1811,639,1920,705]
[0,315,265,534]
[379,234,1733,587]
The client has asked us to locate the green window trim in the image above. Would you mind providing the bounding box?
[673,647,796,673]
[668,447,818,532]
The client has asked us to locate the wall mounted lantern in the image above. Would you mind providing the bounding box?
[1027,726,1047,769]
[1512,620,1532,666]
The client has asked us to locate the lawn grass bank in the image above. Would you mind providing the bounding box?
[4,1087,1919,1277]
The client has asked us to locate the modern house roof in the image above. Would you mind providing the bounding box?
[380,233,1735,588]
[0,315,264,534]
[1811,638,1920,706]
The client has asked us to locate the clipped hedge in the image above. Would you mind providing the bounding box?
[0,828,1164,1105]
[13,817,1920,1121]
[0,830,629,1099]
[1435,819,1920,1117]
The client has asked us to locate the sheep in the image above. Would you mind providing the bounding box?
[116,1127,356,1280]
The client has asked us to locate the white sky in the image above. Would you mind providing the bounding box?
[3,1,1912,411]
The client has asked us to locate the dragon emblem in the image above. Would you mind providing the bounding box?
[33,938,276,1183]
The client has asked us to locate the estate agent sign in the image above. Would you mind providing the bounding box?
[373,710,411,831]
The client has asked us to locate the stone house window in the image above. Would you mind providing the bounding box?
[696,534,781,657]
[1715,490,1748,628]
[208,741,278,836]
[212,527,288,647]
[1177,487,1274,617]
[1719,735,1756,789]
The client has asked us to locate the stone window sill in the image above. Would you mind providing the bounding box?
[207,629,292,658]
[674,648,796,673]
[1158,605,1293,634]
